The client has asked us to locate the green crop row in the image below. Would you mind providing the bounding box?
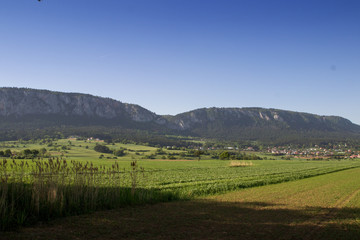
[1,156,360,231]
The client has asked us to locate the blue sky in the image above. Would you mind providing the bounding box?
[1,0,359,123]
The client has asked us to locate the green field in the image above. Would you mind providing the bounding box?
[1,139,360,232]
[2,167,359,239]
[2,139,360,196]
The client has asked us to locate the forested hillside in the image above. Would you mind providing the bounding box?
[1,87,360,145]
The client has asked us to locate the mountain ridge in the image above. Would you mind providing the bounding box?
[1,87,359,143]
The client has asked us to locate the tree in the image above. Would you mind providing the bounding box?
[194,150,204,160]
[31,149,40,156]
[4,149,12,157]
[40,148,47,155]
[94,144,112,154]
[23,149,32,157]
[113,149,126,157]
[155,148,166,155]
[219,151,230,160]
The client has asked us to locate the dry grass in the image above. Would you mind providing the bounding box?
[229,160,253,167]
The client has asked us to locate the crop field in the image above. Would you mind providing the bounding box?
[1,139,360,232]
[1,167,360,239]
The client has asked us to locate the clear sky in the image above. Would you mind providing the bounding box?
[1,0,359,123]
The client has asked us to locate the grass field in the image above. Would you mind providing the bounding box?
[1,139,360,232]
[2,167,359,239]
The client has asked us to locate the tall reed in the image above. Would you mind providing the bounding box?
[0,158,171,231]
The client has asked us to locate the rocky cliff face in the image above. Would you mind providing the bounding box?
[168,107,359,132]
[0,88,163,123]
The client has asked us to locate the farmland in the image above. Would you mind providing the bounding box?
[1,138,360,233]
[2,139,360,195]
[1,167,360,239]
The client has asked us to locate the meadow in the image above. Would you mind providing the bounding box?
[1,138,360,231]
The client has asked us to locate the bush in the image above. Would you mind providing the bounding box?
[219,151,230,160]
[94,144,112,154]
[4,149,12,157]
[113,149,126,157]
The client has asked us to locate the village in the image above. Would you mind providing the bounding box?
[267,145,360,159]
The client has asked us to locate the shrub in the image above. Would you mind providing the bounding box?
[219,151,230,160]
[94,144,112,154]
[114,149,126,157]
